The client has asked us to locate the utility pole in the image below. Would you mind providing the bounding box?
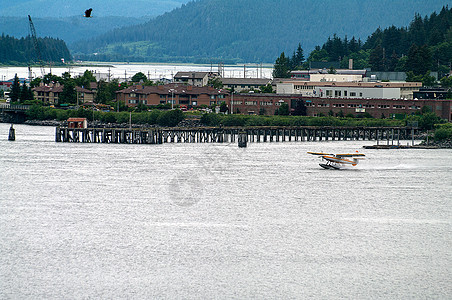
[230,89,233,114]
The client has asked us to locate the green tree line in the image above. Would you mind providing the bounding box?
[0,34,72,65]
[9,74,34,103]
[275,6,452,79]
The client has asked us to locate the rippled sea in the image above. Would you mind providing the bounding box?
[1,124,451,299]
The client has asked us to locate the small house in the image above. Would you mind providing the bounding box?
[67,117,88,128]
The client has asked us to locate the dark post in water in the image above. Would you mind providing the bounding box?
[238,130,247,148]
[8,124,15,141]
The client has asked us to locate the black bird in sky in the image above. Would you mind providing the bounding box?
[84,8,93,18]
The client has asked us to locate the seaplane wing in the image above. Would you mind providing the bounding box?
[307,152,334,156]
[335,153,366,158]
[307,151,365,169]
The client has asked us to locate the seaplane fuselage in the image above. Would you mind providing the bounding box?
[307,152,365,169]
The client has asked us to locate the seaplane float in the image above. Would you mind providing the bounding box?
[307,151,365,169]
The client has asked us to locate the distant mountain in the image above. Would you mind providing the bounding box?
[0,0,190,18]
[71,0,450,63]
[0,16,150,44]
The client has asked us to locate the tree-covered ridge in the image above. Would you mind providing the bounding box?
[0,34,72,65]
[0,16,151,44]
[302,6,452,75]
[70,0,447,63]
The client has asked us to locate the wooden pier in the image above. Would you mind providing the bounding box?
[55,126,417,145]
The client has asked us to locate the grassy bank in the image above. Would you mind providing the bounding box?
[433,123,452,141]
[26,105,184,127]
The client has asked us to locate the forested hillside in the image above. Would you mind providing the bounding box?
[0,34,72,65]
[0,16,150,44]
[274,6,452,78]
[71,0,447,63]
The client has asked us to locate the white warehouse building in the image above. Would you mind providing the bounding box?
[275,81,422,100]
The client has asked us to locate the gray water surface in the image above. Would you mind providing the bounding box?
[1,124,451,299]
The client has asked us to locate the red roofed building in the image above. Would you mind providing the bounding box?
[67,117,88,128]
[116,83,229,107]
[32,83,95,104]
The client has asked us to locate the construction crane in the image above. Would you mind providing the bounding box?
[28,15,45,77]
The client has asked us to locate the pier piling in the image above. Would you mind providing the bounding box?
[8,124,15,141]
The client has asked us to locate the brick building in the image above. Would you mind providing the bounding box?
[303,97,452,121]
[115,82,451,121]
[116,83,229,107]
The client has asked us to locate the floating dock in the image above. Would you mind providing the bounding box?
[55,126,417,145]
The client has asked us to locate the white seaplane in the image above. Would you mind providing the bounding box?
[307,151,365,169]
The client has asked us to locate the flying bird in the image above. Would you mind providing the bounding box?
[84,8,93,18]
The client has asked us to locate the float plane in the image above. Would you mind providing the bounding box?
[307,151,365,169]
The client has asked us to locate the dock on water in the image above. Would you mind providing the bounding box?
[55,126,418,145]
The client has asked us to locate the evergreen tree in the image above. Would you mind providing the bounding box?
[20,83,28,102]
[387,50,399,71]
[208,77,223,89]
[422,71,436,87]
[131,72,147,83]
[307,46,329,62]
[96,79,122,104]
[10,74,21,103]
[291,99,306,116]
[43,73,61,84]
[277,102,289,115]
[406,44,432,74]
[417,45,433,73]
[368,44,385,71]
[26,86,34,101]
[75,70,97,89]
[440,75,452,88]
[409,13,427,46]
[272,52,290,78]
[293,43,305,69]
[59,72,76,104]
[60,81,76,104]
[348,36,360,53]
[259,84,273,93]
[289,50,297,70]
